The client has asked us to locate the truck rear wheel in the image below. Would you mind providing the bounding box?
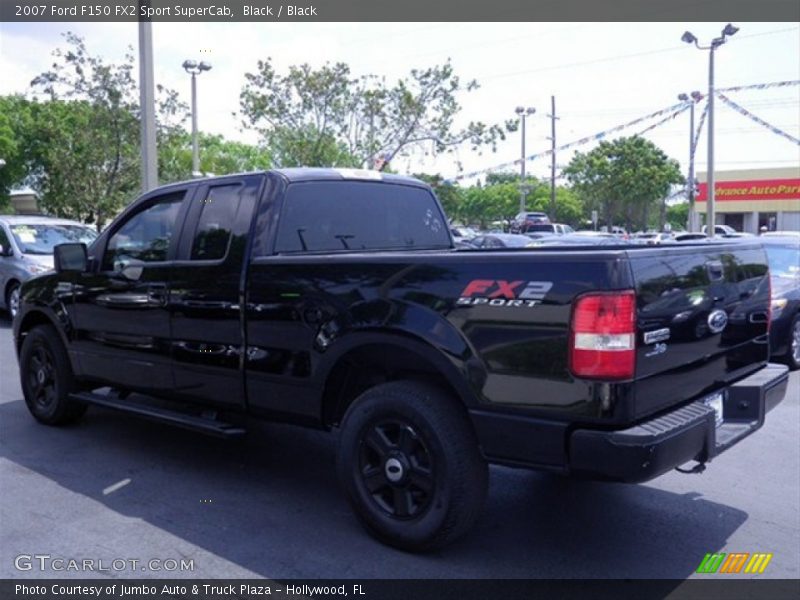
[337,380,487,551]
[20,325,87,425]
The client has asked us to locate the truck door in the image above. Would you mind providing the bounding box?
[71,188,192,393]
[168,175,262,409]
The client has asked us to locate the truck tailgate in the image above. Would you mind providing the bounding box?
[628,242,770,419]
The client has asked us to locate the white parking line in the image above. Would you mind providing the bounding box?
[102,478,131,495]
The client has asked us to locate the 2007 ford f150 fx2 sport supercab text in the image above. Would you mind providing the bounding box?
[13,169,788,550]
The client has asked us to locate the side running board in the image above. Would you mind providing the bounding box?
[69,391,246,438]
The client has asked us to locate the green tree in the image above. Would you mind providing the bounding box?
[525,185,584,226]
[24,33,188,229]
[666,202,690,231]
[159,131,271,184]
[0,95,34,209]
[239,59,510,169]
[563,136,683,232]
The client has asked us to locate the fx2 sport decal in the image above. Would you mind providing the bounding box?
[456,279,554,307]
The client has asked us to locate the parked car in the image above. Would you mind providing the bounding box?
[573,230,617,238]
[634,232,674,245]
[524,223,574,235]
[702,224,738,236]
[450,226,479,241]
[674,232,709,242]
[510,211,550,233]
[762,235,800,370]
[0,215,98,318]
[13,168,788,551]
[528,233,633,247]
[468,233,537,248]
[763,230,800,238]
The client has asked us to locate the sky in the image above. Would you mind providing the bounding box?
[1,21,798,185]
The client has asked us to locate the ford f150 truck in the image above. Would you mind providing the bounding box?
[13,168,788,551]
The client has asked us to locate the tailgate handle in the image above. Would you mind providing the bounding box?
[706,260,724,281]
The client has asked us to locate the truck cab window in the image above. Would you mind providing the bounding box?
[191,185,243,260]
[103,192,185,270]
[274,181,451,254]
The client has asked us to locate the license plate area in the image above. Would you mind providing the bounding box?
[704,392,725,427]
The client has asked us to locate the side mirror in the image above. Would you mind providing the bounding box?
[0,243,13,257]
[54,243,88,273]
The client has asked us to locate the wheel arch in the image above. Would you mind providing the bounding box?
[318,331,483,428]
[3,277,21,307]
[15,307,71,356]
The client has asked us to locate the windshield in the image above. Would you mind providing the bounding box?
[10,224,97,255]
[765,245,800,279]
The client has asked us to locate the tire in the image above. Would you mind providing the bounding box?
[337,380,488,552]
[785,314,800,371]
[6,282,20,319]
[19,324,87,425]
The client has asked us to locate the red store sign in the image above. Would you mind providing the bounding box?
[696,178,800,202]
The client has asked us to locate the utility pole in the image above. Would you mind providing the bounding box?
[515,106,535,213]
[548,95,557,222]
[138,17,158,193]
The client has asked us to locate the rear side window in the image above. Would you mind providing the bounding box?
[274,182,450,253]
[191,184,243,260]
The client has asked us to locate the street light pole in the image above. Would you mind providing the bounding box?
[679,91,702,231]
[182,59,212,177]
[515,106,535,213]
[681,23,739,238]
[190,71,198,174]
[706,45,716,237]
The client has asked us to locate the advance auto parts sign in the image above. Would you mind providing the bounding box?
[696,178,800,202]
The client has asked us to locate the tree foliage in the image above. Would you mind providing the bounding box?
[159,131,271,184]
[0,95,34,209]
[563,136,684,232]
[2,33,273,229]
[239,59,510,169]
[421,171,584,230]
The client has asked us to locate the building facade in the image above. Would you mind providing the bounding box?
[696,167,800,233]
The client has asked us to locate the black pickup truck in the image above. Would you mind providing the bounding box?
[13,168,788,551]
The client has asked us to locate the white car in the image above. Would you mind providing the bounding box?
[0,215,97,318]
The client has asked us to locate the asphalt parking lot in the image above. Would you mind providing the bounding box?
[1,315,798,580]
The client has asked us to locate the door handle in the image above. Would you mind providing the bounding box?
[147,284,168,305]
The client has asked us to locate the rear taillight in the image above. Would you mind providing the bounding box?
[569,290,636,380]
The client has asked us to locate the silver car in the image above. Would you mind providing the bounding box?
[0,215,98,318]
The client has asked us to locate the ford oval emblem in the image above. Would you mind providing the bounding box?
[708,309,728,334]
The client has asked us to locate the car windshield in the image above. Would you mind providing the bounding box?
[765,245,800,279]
[10,223,97,255]
[526,224,555,232]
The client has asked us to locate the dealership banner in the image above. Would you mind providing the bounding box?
[697,179,800,202]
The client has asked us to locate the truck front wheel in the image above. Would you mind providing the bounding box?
[337,380,487,551]
[20,325,87,425]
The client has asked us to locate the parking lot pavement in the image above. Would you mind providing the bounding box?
[1,315,798,580]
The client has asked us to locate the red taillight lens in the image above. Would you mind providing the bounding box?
[570,291,636,380]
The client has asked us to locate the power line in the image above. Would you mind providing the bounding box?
[473,26,799,85]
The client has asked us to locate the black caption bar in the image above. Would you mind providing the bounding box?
[4,579,800,600]
[2,0,800,22]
